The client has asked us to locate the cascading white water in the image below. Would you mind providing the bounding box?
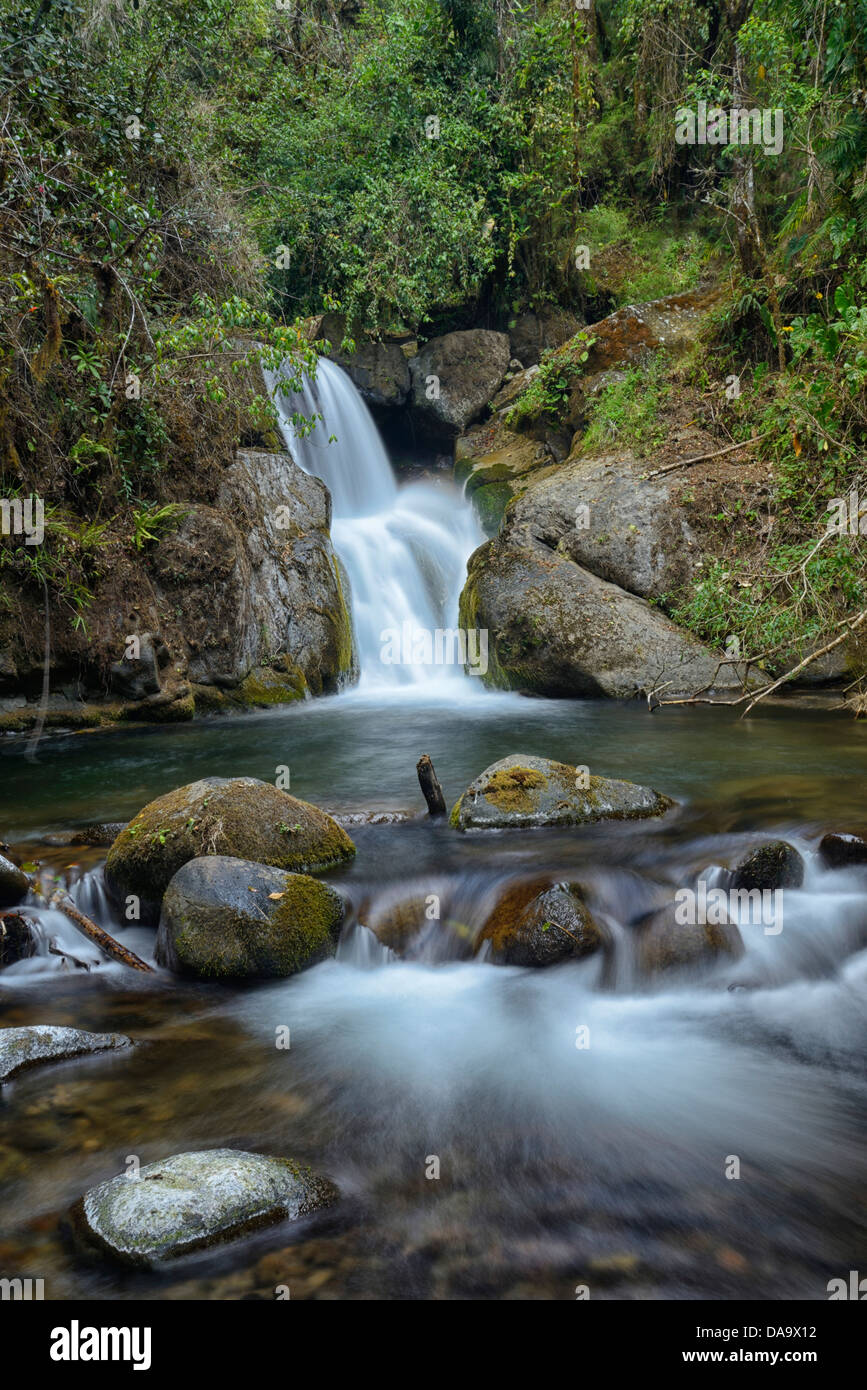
[264,357,484,690]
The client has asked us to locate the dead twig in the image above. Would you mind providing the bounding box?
[645,435,765,479]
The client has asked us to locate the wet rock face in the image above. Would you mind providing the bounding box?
[460,541,755,699]
[731,841,805,892]
[155,855,344,980]
[0,442,356,727]
[0,912,38,968]
[476,879,606,966]
[72,1148,339,1266]
[0,1026,133,1086]
[216,448,357,695]
[409,330,511,438]
[451,755,674,830]
[0,853,29,907]
[105,776,356,924]
[818,832,867,870]
[328,341,411,408]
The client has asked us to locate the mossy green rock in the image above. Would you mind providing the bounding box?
[105,776,355,924]
[73,1148,338,1266]
[451,754,674,830]
[155,855,344,979]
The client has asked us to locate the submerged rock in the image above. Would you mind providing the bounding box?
[731,841,804,892]
[72,1148,338,1266]
[155,855,344,980]
[635,902,744,977]
[105,776,355,923]
[476,879,605,966]
[451,754,674,830]
[818,832,867,870]
[0,1026,133,1086]
[0,852,29,907]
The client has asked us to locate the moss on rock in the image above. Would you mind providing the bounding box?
[731,841,804,892]
[451,754,675,830]
[476,878,606,966]
[105,776,355,924]
[155,855,344,979]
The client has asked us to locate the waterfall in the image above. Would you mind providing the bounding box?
[265,356,484,689]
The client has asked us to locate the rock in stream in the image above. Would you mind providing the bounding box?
[72,1148,338,1266]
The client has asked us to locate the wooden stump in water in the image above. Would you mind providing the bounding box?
[416,754,447,817]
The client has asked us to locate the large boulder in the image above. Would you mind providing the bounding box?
[451,755,674,830]
[155,856,344,980]
[0,853,29,907]
[150,450,355,697]
[500,449,701,601]
[72,1148,338,1266]
[475,878,606,965]
[460,540,755,699]
[0,437,357,727]
[328,341,411,409]
[409,330,511,438]
[105,777,355,924]
[0,1026,133,1086]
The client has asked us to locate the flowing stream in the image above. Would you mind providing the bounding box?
[0,365,866,1301]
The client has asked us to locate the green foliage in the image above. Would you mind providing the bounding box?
[582,353,671,451]
[131,503,188,551]
[505,333,596,428]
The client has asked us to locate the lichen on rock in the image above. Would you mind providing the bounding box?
[451,754,675,830]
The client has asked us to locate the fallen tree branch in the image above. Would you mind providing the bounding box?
[645,435,765,478]
[49,890,154,973]
[740,610,867,716]
[655,608,867,715]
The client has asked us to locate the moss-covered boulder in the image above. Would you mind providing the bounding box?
[476,878,606,966]
[105,776,355,924]
[635,902,744,977]
[451,755,674,830]
[731,841,804,892]
[155,855,344,979]
[72,1148,338,1266]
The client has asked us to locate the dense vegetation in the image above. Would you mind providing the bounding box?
[2,0,867,691]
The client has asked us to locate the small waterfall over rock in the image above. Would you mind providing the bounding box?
[265,357,484,689]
